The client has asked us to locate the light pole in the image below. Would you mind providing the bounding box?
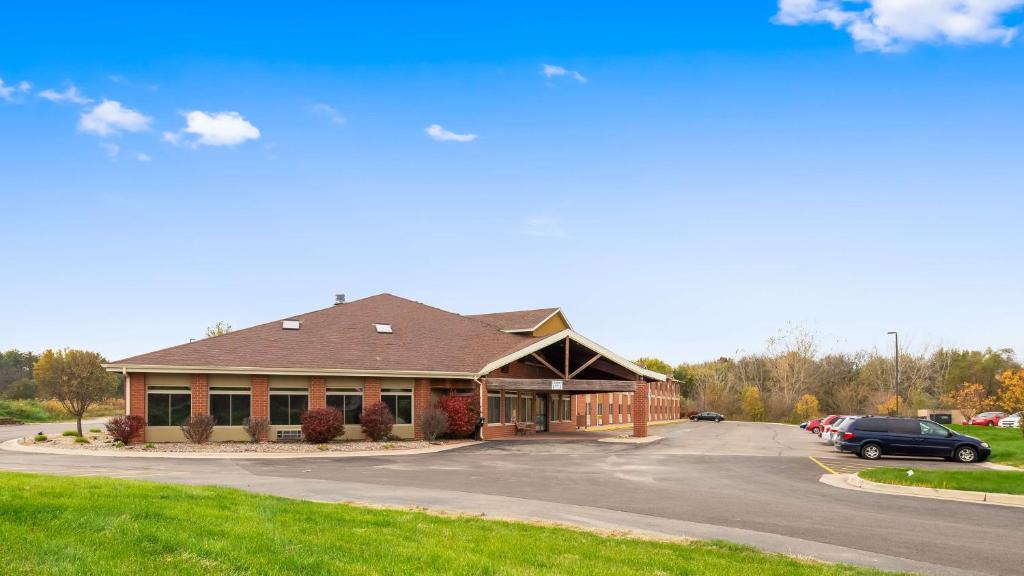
[887,331,899,415]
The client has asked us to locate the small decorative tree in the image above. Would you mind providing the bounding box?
[996,369,1024,438]
[940,382,992,424]
[106,415,146,444]
[300,407,345,443]
[33,349,116,436]
[420,406,449,441]
[361,401,394,441]
[242,417,271,442]
[437,394,479,438]
[180,414,216,444]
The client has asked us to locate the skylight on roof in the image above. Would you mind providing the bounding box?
[374,323,393,334]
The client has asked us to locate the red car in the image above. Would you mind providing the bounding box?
[806,418,824,434]
[818,415,841,436]
[969,412,1007,426]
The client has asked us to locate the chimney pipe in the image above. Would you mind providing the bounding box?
[335,294,346,305]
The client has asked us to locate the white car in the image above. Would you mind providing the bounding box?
[828,416,862,447]
[822,416,848,445]
[998,412,1022,429]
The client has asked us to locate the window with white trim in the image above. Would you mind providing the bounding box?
[562,396,571,422]
[504,392,515,422]
[147,385,191,426]
[270,387,308,425]
[326,387,362,425]
[210,386,251,426]
[382,387,412,424]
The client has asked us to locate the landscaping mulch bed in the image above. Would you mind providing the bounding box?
[22,431,464,453]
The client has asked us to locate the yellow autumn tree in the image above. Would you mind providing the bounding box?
[996,369,1024,437]
[740,386,764,421]
[939,382,992,424]
[876,395,900,416]
[792,394,820,421]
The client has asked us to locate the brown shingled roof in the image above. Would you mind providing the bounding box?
[466,308,560,332]
[111,294,546,374]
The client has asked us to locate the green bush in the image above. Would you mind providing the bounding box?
[61,430,80,437]
[74,436,90,444]
[33,434,47,442]
[0,400,61,422]
[3,378,38,400]
[143,443,156,450]
[89,427,102,434]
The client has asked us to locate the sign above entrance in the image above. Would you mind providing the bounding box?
[551,380,563,390]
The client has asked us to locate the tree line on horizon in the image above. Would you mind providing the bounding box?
[636,326,1023,424]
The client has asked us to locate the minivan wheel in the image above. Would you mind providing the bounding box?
[954,446,978,463]
[860,443,882,460]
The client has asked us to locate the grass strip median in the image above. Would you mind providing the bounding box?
[0,471,898,576]
[859,468,1024,495]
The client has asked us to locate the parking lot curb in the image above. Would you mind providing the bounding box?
[597,435,663,444]
[819,473,1024,508]
[0,437,482,460]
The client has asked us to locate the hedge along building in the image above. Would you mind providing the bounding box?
[104,293,672,443]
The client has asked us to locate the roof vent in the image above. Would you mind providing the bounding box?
[282,320,301,330]
[335,294,346,305]
[374,323,393,334]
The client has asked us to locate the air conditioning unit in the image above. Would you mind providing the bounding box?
[276,429,302,441]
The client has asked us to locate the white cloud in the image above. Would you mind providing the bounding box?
[166,110,260,147]
[79,100,151,136]
[135,152,152,162]
[542,64,588,83]
[39,84,92,104]
[0,77,32,101]
[774,0,1024,52]
[310,103,346,125]
[425,123,478,142]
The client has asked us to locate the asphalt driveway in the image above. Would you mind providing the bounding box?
[0,420,1017,576]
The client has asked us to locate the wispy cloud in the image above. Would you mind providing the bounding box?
[773,0,1024,52]
[0,77,32,102]
[100,142,120,160]
[425,123,478,142]
[135,152,152,162]
[310,103,346,125]
[39,83,92,104]
[164,110,261,147]
[78,100,152,136]
[521,217,568,238]
[542,64,588,84]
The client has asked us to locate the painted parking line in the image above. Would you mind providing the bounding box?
[809,456,838,474]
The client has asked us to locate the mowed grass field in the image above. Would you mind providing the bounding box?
[860,468,1024,495]
[949,424,1024,467]
[0,472,898,576]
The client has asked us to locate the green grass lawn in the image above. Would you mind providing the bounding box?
[0,472,898,576]
[949,424,1024,468]
[860,468,1024,495]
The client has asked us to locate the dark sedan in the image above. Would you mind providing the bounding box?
[690,412,725,422]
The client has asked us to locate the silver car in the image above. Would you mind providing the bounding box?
[830,415,863,449]
[998,412,1022,429]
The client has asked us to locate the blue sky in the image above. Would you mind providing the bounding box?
[2,1,1023,363]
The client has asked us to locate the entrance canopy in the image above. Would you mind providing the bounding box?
[483,378,638,393]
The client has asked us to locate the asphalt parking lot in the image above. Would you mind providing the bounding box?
[0,420,1017,576]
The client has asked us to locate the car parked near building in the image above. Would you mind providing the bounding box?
[817,415,840,436]
[998,412,1021,429]
[805,418,823,434]
[836,417,990,463]
[831,416,862,449]
[690,412,725,422]
[969,412,1007,426]
[822,416,848,444]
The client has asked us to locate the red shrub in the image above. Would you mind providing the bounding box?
[300,407,345,443]
[105,415,145,444]
[437,394,479,438]
[360,401,394,441]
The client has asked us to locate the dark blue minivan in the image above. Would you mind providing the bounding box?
[836,417,991,463]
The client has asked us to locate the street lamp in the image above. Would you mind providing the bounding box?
[887,331,899,415]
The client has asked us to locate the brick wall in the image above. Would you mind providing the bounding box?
[413,378,430,440]
[251,375,270,440]
[363,378,382,413]
[127,373,146,444]
[309,376,326,410]
[632,381,649,438]
[191,374,209,415]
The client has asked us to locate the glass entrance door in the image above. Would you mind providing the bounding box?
[535,394,548,432]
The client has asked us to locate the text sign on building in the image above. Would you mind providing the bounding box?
[551,380,563,390]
